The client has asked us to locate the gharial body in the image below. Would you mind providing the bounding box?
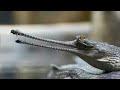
[11,30,120,79]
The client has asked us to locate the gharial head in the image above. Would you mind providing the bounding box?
[11,29,120,71]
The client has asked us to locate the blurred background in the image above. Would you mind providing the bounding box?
[0,11,120,79]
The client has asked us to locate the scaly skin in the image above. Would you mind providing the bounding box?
[47,64,120,79]
[11,29,120,78]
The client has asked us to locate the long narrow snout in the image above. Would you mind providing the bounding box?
[11,29,78,53]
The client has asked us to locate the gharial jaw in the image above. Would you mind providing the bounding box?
[11,29,120,72]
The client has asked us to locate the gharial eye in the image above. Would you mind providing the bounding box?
[75,35,94,49]
[78,35,86,43]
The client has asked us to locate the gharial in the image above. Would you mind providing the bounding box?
[11,29,120,79]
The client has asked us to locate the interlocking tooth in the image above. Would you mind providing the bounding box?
[15,39,77,53]
[11,29,76,47]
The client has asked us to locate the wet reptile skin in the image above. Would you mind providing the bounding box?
[11,30,120,79]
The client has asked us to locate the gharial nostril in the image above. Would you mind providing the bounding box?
[11,30,18,34]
